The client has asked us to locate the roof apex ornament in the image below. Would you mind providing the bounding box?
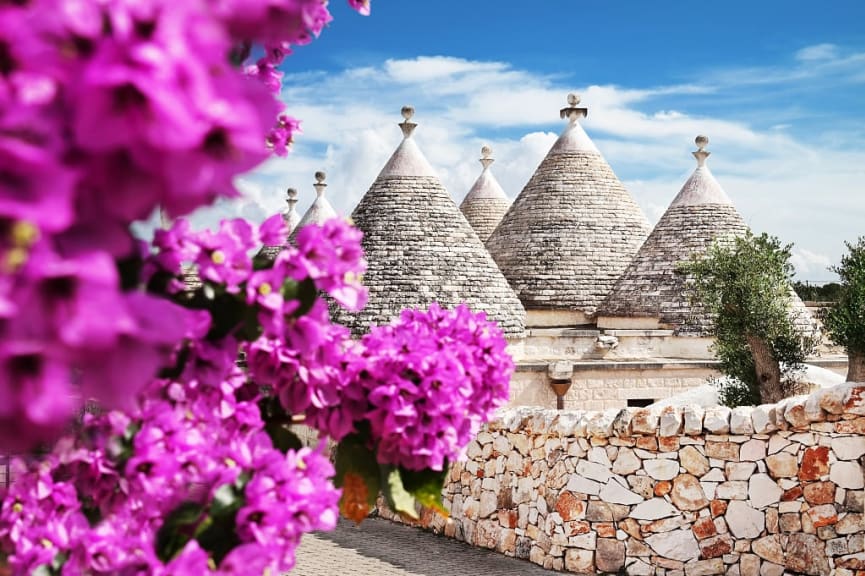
[313,171,327,197]
[560,93,588,122]
[693,135,711,167]
[285,187,298,208]
[480,145,494,170]
[399,105,417,138]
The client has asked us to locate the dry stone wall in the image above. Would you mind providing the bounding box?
[381,383,865,575]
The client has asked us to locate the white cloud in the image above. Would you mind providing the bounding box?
[795,43,840,62]
[791,248,833,277]
[173,50,864,283]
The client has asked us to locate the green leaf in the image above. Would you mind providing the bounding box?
[156,501,205,562]
[399,465,449,516]
[264,421,303,453]
[210,484,242,518]
[195,512,241,566]
[381,465,418,520]
[333,435,380,523]
[282,277,318,318]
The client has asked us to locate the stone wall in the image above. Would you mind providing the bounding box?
[381,383,865,575]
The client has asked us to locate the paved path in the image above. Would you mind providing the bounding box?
[293,517,559,576]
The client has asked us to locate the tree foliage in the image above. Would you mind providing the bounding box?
[792,281,842,303]
[681,232,818,406]
[824,237,865,381]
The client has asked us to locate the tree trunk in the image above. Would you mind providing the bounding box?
[746,335,785,404]
[848,350,865,382]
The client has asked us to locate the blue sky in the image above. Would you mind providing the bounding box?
[201,1,865,281]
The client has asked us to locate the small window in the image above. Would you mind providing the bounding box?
[627,398,654,408]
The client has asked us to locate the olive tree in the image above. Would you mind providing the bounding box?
[682,232,818,406]
[824,238,865,381]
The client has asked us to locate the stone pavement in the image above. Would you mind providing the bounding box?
[293,517,560,576]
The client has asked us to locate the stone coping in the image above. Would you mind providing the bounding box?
[491,382,865,438]
[515,359,721,372]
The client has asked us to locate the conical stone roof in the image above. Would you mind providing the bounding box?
[335,106,525,337]
[485,94,651,322]
[459,145,511,243]
[289,171,337,242]
[598,136,749,334]
[260,187,302,259]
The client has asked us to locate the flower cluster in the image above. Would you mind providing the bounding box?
[354,304,513,471]
[0,0,521,572]
[0,0,369,447]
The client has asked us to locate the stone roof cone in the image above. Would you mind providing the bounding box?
[598,136,749,333]
[485,94,651,325]
[260,187,302,259]
[289,171,337,241]
[335,106,525,337]
[459,145,511,242]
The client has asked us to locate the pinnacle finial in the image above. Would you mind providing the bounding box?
[399,105,418,138]
[692,135,711,167]
[313,172,327,197]
[285,187,298,208]
[480,145,494,169]
[560,93,588,122]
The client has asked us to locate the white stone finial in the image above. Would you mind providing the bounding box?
[399,105,417,138]
[560,93,588,122]
[693,135,711,167]
[285,187,298,208]
[313,171,327,197]
[479,145,494,170]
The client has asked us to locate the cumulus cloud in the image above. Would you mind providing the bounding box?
[161,49,864,282]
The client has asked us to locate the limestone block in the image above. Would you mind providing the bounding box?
[660,406,683,437]
[631,408,659,435]
[575,459,611,483]
[785,533,830,575]
[831,461,865,489]
[725,500,765,539]
[684,558,724,575]
[612,447,641,475]
[599,478,644,506]
[704,407,731,434]
[630,498,679,520]
[645,528,700,562]
[680,445,710,477]
[751,404,777,434]
[671,473,709,511]
[595,538,625,573]
[644,458,680,481]
[832,436,865,460]
[748,474,783,509]
[783,395,811,428]
[730,407,755,434]
[612,408,632,437]
[740,438,767,462]
[587,409,617,438]
[752,534,784,564]
[726,462,756,481]
[766,452,798,478]
[683,405,704,436]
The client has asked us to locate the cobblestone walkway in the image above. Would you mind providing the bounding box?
[293,517,559,576]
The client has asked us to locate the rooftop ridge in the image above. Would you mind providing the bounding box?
[377,105,437,178]
[669,135,733,207]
